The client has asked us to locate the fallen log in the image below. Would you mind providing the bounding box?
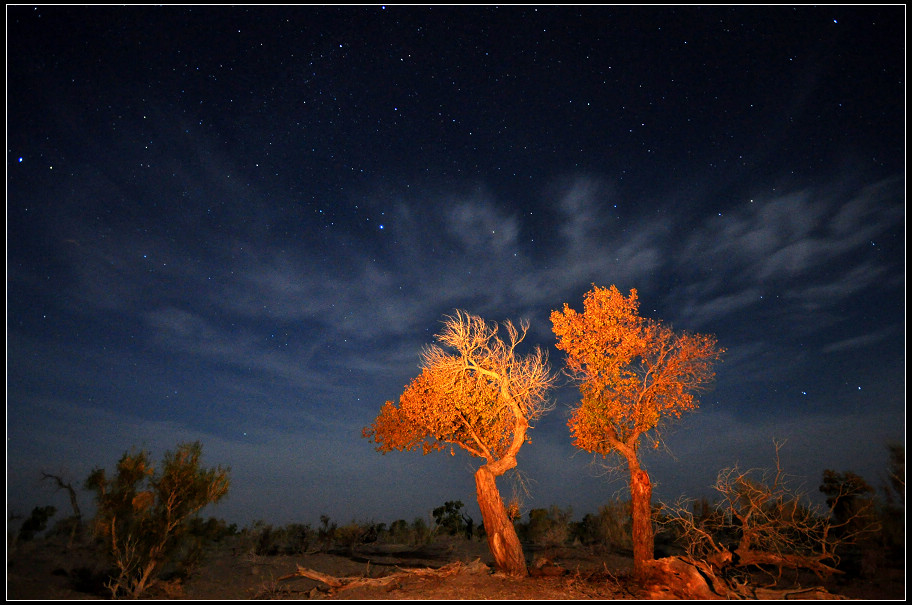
[734,548,844,580]
[751,586,847,600]
[277,558,490,594]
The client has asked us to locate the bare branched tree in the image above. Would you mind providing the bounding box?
[661,440,880,586]
[41,471,83,547]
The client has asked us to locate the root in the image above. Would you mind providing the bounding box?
[638,556,847,600]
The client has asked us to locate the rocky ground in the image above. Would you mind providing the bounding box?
[6,532,905,600]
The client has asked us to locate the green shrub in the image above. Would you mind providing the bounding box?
[85,441,229,598]
[878,444,904,562]
[251,521,281,556]
[317,515,337,551]
[387,519,411,544]
[284,523,315,554]
[238,520,313,556]
[186,516,237,542]
[47,515,82,542]
[433,500,467,536]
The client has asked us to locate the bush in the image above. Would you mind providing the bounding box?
[386,519,411,544]
[317,515,338,551]
[661,442,882,584]
[820,469,882,577]
[85,441,229,598]
[522,505,572,548]
[335,522,369,554]
[284,523,315,555]
[411,516,435,544]
[573,500,633,552]
[47,515,82,541]
[246,521,281,556]
[17,506,57,542]
[237,520,314,556]
[878,444,904,563]
[186,516,237,543]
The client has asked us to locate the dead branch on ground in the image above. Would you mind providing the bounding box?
[277,558,490,594]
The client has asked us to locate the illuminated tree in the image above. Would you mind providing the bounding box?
[363,311,555,576]
[551,285,723,576]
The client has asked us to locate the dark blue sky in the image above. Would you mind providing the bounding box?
[7,6,905,529]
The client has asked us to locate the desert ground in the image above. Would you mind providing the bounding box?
[6,528,905,600]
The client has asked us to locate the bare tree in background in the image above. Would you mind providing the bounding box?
[41,471,83,547]
[662,440,880,585]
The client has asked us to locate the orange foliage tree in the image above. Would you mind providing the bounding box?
[551,285,724,577]
[363,311,555,576]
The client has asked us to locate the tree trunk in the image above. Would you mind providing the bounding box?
[474,465,527,576]
[630,466,655,577]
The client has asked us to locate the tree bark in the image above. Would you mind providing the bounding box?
[474,465,527,576]
[629,465,655,577]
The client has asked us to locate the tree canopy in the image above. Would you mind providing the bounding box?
[552,285,724,457]
[363,310,554,467]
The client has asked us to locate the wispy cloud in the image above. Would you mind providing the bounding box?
[821,326,899,354]
[671,176,903,329]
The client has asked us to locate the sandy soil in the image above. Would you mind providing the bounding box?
[6,533,905,600]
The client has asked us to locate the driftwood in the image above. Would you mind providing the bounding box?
[277,558,490,594]
[639,556,847,600]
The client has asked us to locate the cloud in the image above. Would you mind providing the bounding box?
[785,263,886,312]
[557,177,607,253]
[676,288,762,329]
[821,326,898,354]
[144,306,325,387]
[671,176,902,328]
[446,196,520,254]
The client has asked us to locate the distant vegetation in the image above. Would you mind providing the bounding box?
[7,441,903,598]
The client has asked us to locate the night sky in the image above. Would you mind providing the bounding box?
[7,6,905,530]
